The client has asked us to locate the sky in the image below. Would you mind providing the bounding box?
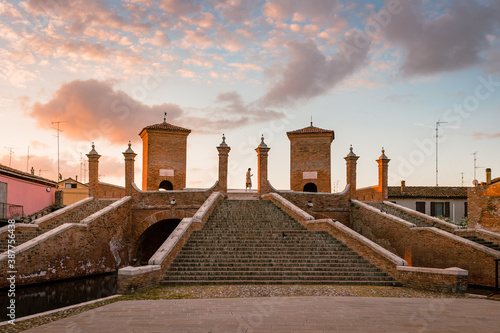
[1,0,500,191]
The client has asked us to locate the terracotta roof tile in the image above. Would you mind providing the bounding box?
[142,122,191,133]
[287,125,334,136]
[0,164,57,186]
[388,186,468,199]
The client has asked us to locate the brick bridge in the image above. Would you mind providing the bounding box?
[0,122,499,293]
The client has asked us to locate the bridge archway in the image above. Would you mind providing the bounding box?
[303,182,318,192]
[159,180,173,190]
[135,218,181,265]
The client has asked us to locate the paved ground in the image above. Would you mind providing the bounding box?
[22,296,500,332]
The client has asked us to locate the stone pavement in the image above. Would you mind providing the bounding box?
[24,296,500,332]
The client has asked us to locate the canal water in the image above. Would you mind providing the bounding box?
[0,272,117,321]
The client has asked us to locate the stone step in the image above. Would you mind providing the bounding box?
[160,280,399,286]
[162,198,398,286]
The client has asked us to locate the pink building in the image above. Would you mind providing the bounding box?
[0,164,56,219]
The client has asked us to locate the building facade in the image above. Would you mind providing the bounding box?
[139,121,191,191]
[0,164,56,219]
[286,123,334,193]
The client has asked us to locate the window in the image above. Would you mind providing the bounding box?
[464,202,468,217]
[159,180,173,191]
[430,202,450,217]
[416,202,425,214]
[65,183,77,188]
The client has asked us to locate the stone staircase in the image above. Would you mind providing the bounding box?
[461,236,500,252]
[161,200,398,285]
[0,199,115,253]
[368,202,434,228]
[367,202,500,252]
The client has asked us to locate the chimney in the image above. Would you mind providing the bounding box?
[401,180,406,193]
[486,168,492,185]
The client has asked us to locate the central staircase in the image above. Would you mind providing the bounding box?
[161,200,398,285]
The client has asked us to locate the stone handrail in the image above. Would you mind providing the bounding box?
[352,200,416,228]
[261,192,314,223]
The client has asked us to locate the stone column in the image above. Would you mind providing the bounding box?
[255,135,271,196]
[216,135,231,193]
[377,148,390,201]
[123,141,137,196]
[344,145,359,200]
[86,143,101,198]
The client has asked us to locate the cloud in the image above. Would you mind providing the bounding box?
[384,93,419,104]
[29,79,185,145]
[473,132,500,140]
[384,0,500,76]
[263,0,341,26]
[260,37,370,106]
[28,80,289,144]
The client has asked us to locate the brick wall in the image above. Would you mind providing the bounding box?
[277,190,351,226]
[468,183,500,232]
[96,182,126,199]
[351,200,499,287]
[0,197,133,287]
[141,130,189,191]
[288,134,332,193]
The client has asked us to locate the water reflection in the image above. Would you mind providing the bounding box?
[0,272,117,321]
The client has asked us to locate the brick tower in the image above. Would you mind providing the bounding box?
[287,122,334,193]
[139,119,191,191]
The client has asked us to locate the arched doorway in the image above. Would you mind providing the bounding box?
[135,218,181,265]
[159,180,173,190]
[303,182,318,192]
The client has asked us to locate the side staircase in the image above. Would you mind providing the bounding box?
[161,200,398,285]
[367,202,500,252]
[368,202,434,228]
[0,199,115,253]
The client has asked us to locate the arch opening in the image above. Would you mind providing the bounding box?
[303,182,318,193]
[135,218,181,265]
[159,180,173,191]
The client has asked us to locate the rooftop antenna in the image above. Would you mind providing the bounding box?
[472,152,484,183]
[52,120,67,181]
[26,146,30,172]
[310,115,313,127]
[435,120,447,186]
[4,147,14,167]
[460,172,464,187]
[38,168,47,177]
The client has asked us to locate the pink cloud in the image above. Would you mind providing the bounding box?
[473,132,500,140]
[29,79,185,145]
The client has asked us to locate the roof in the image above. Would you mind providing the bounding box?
[287,124,334,136]
[140,121,191,135]
[0,164,57,187]
[388,186,469,199]
[58,178,88,188]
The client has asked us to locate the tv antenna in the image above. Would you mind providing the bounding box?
[26,146,30,172]
[52,121,67,181]
[4,147,15,167]
[472,152,484,183]
[435,120,447,186]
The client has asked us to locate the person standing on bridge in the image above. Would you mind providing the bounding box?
[246,168,253,192]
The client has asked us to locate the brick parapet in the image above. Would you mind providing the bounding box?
[264,193,468,293]
[351,199,500,287]
[0,196,133,288]
[276,189,351,226]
